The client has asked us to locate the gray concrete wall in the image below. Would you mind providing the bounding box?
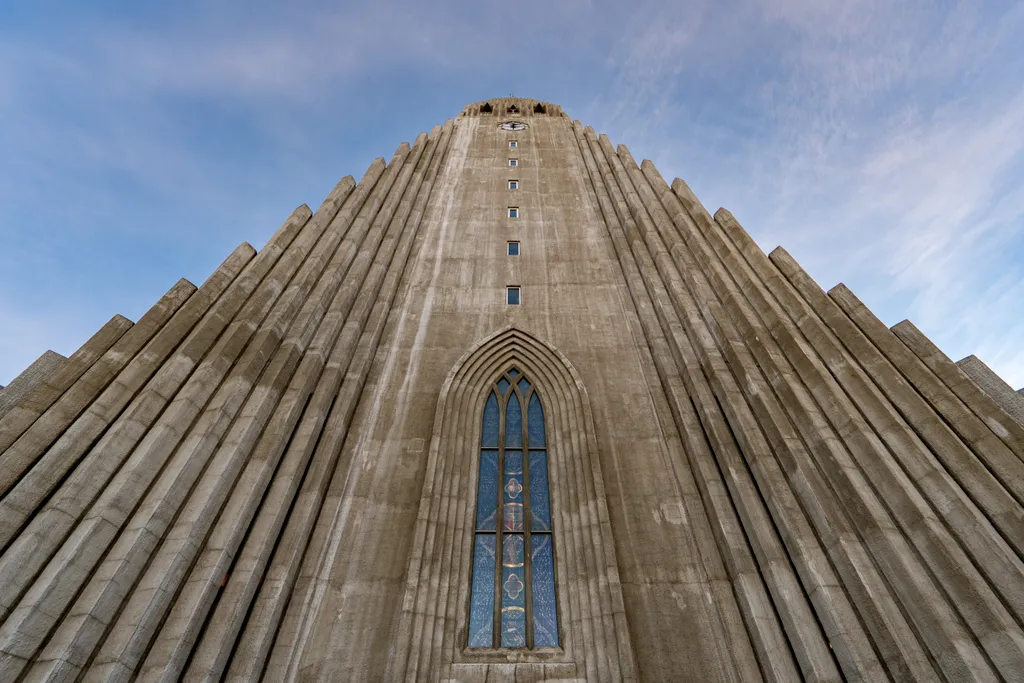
[0,98,1020,682]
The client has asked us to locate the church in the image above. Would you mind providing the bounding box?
[0,97,1022,682]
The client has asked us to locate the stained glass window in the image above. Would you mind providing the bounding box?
[469,368,558,649]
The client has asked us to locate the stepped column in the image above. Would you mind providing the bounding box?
[31,155,404,682]
[571,122,792,682]
[0,200,316,681]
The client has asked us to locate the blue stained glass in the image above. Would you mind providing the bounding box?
[501,534,527,647]
[529,450,551,531]
[469,535,496,647]
[503,450,524,531]
[509,368,520,380]
[517,377,531,395]
[498,378,510,396]
[528,393,545,446]
[476,450,499,530]
[531,535,558,647]
[482,392,499,447]
[506,393,522,447]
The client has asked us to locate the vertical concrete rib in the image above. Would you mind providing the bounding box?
[767,251,1024,532]
[255,122,453,682]
[0,201,313,681]
[630,161,936,681]
[0,351,67,422]
[142,125,447,683]
[0,245,253,563]
[956,355,1024,428]
[704,207,1024,678]
[0,314,133,458]
[599,138,886,681]
[672,167,1024,678]
[0,280,196,497]
[891,320,1024,457]
[28,163,388,682]
[570,122,799,682]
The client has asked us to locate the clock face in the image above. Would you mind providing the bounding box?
[501,122,528,131]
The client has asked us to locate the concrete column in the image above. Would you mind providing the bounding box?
[0,351,68,420]
[892,320,1024,457]
[0,315,132,451]
[0,199,313,680]
[572,124,793,682]
[0,280,195,496]
[0,243,254,557]
[829,285,1024,498]
[31,159,392,681]
[957,355,1024,427]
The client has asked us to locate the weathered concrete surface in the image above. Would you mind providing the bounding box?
[958,354,1024,427]
[0,350,67,419]
[0,97,1020,682]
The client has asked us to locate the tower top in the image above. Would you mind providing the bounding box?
[461,97,566,118]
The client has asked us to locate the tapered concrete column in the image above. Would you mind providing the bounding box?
[957,355,1024,427]
[891,320,1024,456]
[0,315,132,450]
[573,124,794,682]
[0,202,312,680]
[0,351,67,420]
[636,164,937,681]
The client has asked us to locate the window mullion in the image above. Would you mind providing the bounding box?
[493,388,505,647]
[523,388,535,649]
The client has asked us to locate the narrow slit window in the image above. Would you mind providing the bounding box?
[509,140,518,149]
[509,159,518,167]
[506,286,521,305]
[508,180,518,190]
[508,241,520,256]
[508,207,519,219]
[468,369,556,649]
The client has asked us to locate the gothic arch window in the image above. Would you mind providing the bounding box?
[468,367,558,649]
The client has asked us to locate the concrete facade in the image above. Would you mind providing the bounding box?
[0,98,1022,682]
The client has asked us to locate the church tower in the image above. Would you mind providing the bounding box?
[0,98,1022,682]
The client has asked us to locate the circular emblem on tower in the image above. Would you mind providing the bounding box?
[501,121,528,131]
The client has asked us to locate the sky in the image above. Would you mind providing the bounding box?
[1,0,1023,389]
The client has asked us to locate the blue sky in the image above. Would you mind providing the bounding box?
[1,0,1023,388]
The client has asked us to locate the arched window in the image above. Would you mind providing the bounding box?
[468,367,558,649]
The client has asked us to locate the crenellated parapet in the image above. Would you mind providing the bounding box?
[461,96,566,118]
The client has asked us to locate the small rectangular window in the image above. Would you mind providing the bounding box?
[508,159,518,167]
[507,286,521,305]
[507,241,520,256]
[508,180,518,190]
[509,140,518,149]
[508,207,519,219]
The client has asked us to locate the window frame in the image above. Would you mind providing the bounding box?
[509,140,518,149]
[506,286,521,305]
[467,369,558,650]
[508,180,518,190]
[508,158,518,167]
[507,241,520,256]
[508,207,519,219]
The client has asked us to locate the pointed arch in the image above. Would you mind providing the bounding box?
[387,327,638,681]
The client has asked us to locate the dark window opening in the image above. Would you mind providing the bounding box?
[481,102,493,113]
[507,104,519,114]
[533,103,546,114]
